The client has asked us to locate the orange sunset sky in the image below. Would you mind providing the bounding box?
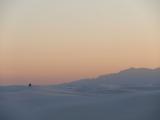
[0,0,160,85]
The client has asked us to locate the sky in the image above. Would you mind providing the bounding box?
[0,0,160,85]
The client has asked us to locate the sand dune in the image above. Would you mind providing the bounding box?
[0,86,160,120]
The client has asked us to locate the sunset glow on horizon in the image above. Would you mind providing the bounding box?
[0,0,160,85]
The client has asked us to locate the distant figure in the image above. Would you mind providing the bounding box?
[28,83,32,87]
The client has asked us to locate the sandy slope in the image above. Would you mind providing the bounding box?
[0,86,160,120]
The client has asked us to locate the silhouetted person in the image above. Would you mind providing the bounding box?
[28,83,32,87]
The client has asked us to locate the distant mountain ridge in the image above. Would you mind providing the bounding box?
[57,68,160,91]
